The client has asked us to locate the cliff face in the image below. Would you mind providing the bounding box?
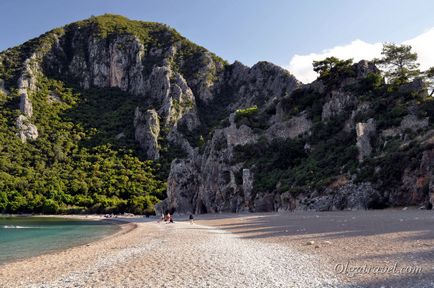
[0,15,433,214]
[162,58,434,214]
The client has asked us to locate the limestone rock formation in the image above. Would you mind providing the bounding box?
[191,52,224,103]
[166,158,200,214]
[16,115,38,143]
[322,91,356,121]
[146,66,171,103]
[134,108,161,160]
[63,34,146,93]
[400,114,429,132]
[16,53,41,141]
[266,113,312,140]
[19,94,33,118]
[356,119,376,162]
[227,61,300,110]
[1,15,433,215]
[355,60,379,79]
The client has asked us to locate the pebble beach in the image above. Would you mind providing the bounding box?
[1,210,433,288]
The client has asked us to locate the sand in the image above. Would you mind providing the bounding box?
[0,209,433,287]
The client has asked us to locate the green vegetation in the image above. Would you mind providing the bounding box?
[1,15,434,215]
[313,57,355,86]
[0,76,166,215]
[356,143,423,191]
[234,114,358,196]
[74,14,227,78]
[279,88,324,121]
[235,106,258,119]
[377,43,420,85]
[0,14,229,215]
[233,45,434,200]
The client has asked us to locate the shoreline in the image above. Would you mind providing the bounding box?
[0,215,137,267]
[1,210,433,287]
[0,217,340,287]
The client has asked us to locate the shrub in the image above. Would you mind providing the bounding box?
[235,106,258,120]
[42,199,60,214]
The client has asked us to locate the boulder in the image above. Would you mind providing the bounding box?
[301,182,384,211]
[254,193,275,212]
[338,182,384,210]
[276,192,297,212]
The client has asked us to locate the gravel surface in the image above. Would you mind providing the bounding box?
[0,220,343,288]
[3,210,432,287]
[197,210,434,288]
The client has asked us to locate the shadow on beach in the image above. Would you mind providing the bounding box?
[196,209,434,288]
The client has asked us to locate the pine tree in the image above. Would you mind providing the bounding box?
[378,43,420,85]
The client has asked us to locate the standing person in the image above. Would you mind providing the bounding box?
[189,214,194,225]
[163,211,170,222]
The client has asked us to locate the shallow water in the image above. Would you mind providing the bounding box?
[0,217,120,264]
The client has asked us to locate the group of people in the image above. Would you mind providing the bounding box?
[157,211,195,224]
[159,212,174,223]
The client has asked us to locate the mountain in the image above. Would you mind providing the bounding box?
[0,14,433,214]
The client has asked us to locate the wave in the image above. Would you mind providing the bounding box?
[1,225,44,229]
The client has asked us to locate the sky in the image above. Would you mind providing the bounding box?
[1,0,434,83]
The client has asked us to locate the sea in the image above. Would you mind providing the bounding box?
[0,216,120,264]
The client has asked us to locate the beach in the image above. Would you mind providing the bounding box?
[0,210,433,287]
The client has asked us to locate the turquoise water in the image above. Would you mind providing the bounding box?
[0,217,120,264]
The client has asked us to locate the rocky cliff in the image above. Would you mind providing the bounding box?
[162,59,433,214]
[0,15,433,214]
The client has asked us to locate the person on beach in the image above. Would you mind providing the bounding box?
[189,214,194,224]
[162,211,170,222]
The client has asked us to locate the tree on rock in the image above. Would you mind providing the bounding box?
[378,43,420,85]
[312,57,354,87]
[313,57,353,79]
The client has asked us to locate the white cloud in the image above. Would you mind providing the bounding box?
[404,28,434,71]
[287,28,434,83]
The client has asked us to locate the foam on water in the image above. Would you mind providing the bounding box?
[2,225,44,229]
[0,217,119,264]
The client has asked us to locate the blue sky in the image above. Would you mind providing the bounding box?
[1,0,434,82]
